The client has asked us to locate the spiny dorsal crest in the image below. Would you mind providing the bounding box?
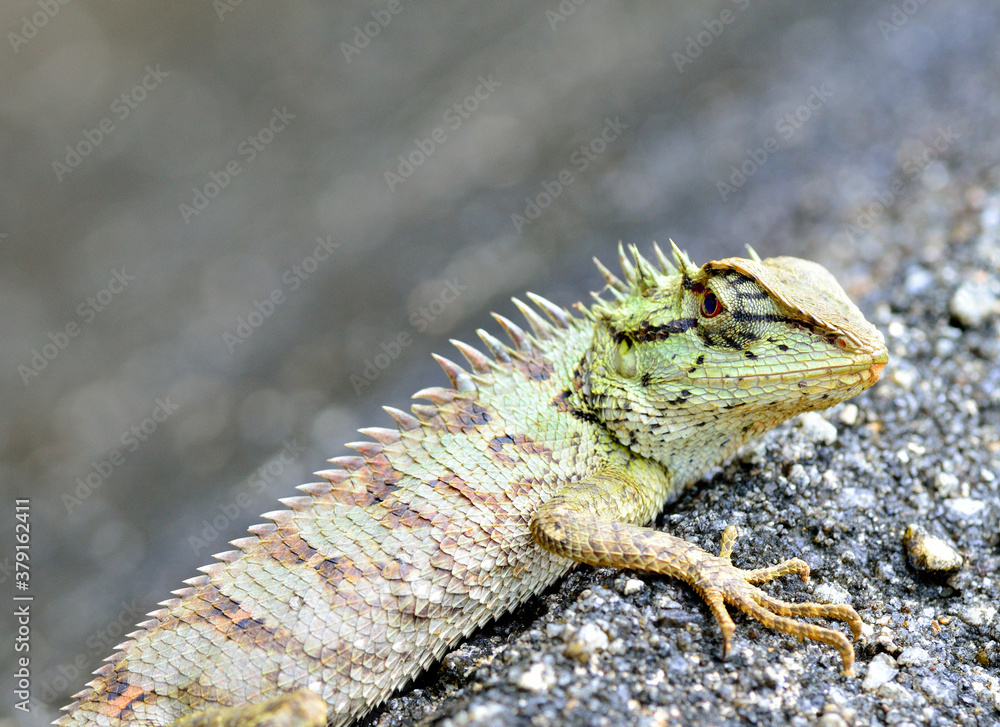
[593,242,761,299]
[591,241,764,307]
[589,241,693,318]
[601,241,696,293]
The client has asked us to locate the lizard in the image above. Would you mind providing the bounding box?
[56,242,888,727]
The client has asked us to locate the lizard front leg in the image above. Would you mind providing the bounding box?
[529,463,863,675]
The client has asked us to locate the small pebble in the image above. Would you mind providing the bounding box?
[462,702,506,724]
[944,497,986,519]
[798,411,838,445]
[932,472,960,498]
[904,266,934,295]
[875,626,901,655]
[839,487,877,509]
[812,582,852,604]
[514,662,555,693]
[788,463,809,486]
[959,604,996,627]
[839,403,859,426]
[919,675,957,704]
[896,645,930,666]
[563,622,609,661]
[891,367,917,391]
[876,681,917,706]
[545,623,565,639]
[902,524,963,572]
[621,578,645,596]
[862,653,899,691]
[949,277,997,327]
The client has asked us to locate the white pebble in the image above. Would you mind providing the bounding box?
[896,646,930,666]
[891,367,917,391]
[950,278,997,328]
[944,497,986,518]
[515,662,555,693]
[812,582,852,604]
[862,653,899,691]
[563,622,609,661]
[622,578,645,596]
[903,524,963,572]
[932,472,960,498]
[839,403,859,426]
[798,411,838,445]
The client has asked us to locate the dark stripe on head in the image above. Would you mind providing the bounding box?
[734,290,771,300]
[729,311,786,324]
[718,332,741,349]
[728,310,825,335]
[612,317,697,345]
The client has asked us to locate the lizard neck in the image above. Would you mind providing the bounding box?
[574,338,769,491]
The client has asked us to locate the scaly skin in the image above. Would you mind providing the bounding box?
[57,243,888,727]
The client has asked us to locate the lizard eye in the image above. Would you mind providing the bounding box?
[701,291,723,318]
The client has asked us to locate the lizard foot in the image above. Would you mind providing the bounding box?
[168,688,327,727]
[695,526,863,676]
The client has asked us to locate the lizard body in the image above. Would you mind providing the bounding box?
[57,244,888,727]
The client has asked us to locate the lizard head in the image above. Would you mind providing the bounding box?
[583,243,888,483]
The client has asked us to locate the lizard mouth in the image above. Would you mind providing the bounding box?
[693,353,889,389]
[865,348,889,384]
[812,350,889,389]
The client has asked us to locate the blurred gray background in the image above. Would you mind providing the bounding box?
[1,0,998,723]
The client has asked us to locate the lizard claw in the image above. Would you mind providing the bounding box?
[693,528,862,676]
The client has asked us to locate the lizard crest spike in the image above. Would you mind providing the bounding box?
[652,241,678,275]
[593,255,628,293]
[617,240,637,285]
[512,297,553,340]
[383,405,421,431]
[588,294,615,321]
[492,312,533,352]
[432,353,476,391]
[669,238,697,276]
[526,291,571,328]
[59,245,887,727]
[476,328,512,362]
[449,339,493,374]
[629,244,661,294]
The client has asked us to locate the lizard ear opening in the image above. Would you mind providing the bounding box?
[614,339,637,378]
